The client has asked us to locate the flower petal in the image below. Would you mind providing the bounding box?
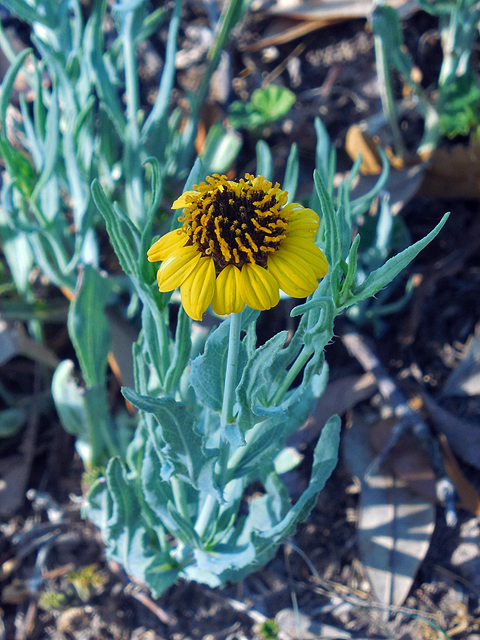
[211,265,245,315]
[147,229,188,262]
[267,251,319,298]
[180,256,216,320]
[286,208,320,237]
[281,237,328,278]
[172,191,198,209]
[157,247,200,292]
[238,263,280,311]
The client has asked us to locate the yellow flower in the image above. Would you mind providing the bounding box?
[147,174,328,321]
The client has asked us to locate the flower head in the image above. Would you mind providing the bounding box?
[147,174,328,320]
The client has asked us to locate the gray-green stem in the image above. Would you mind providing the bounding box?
[194,312,242,538]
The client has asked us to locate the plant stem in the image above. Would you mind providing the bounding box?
[374,32,406,159]
[194,312,242,538]
[270,344,313,406]
[221,312,242,427]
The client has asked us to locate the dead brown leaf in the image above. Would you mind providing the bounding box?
[439,435,480,517]
[418,142,480,199]
[369,416,437,504]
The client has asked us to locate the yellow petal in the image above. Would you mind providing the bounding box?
[267,251,319,298]
[238,263,280,311]
[180,257,216,320]
[280,237,328,278]
[172,190,198,209]
[157,247,200,292]
[147,229,188,262]
[211,265,245,315]
[286,208,320,237]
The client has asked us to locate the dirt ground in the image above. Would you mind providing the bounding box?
[1,2,480,639]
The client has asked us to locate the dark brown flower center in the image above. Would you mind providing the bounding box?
[180,175,288,268]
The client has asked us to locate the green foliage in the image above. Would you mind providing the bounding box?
[0,0,449,599]
[38,591,68,611]
[0,0,245,468]
[259,619,280,640]
[439,73,480,137]
[83,132,448,596]
[228,85,296,131]
[372,0,480,155]
[67,564,107,601]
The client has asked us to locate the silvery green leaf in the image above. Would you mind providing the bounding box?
[141,439,185,535]
[135,6,168,44]
[143,556,180,599]
[104,457,155,575]
[314,117,334,193]
[83,2,126,137]
[185,542,257,588]
[349,148,390,219]
[0,408,26,437]
[140,156,163,262]
[51,360,86,437]
[190,310,258,413]
[68,266,112,388]
[1,0,48,26]
[247,471,290,531]
[283,143,298,202]
[256,140,272,181]
[343,213,449,309]
[0,49,32,126]
[122,388,207,486]
[139,303,171,387]
[0,212,34,295]
[19,94,43,170]
[248,415,341,568]
[201,125,242,175]
[228,414,290,479]
[83,385,120,465]
[236,331,289,434]
[314,170,341,294]
[31,88,59,203]
[91,180,139,278]
[141,0,181,142]
[164,308,192,395]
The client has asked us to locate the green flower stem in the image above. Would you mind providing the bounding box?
[270,344,314,406]
[194,312,242,539]
[221,312,242,427]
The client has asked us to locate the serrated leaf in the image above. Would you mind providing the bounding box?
[104,457,142,569]
[141,439,185,536]
[122,388,206,486]
[236,331,288,434]
[254,414,340,546]
[185,541,257,588]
